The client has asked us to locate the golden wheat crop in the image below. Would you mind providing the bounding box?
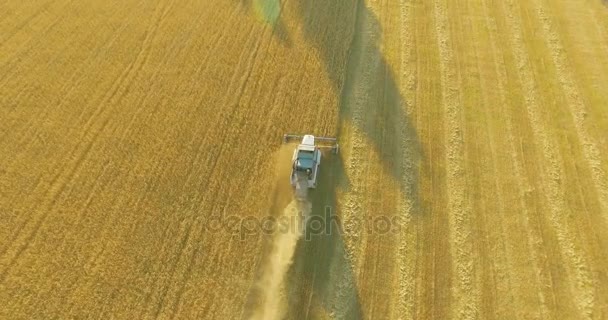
[1,0,607,319]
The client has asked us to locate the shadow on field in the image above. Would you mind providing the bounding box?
[240,0,422,318]
[240,1,423,209]
[286,152,363,319]
[294,0,423,213]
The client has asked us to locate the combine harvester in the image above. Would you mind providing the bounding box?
[283,134,339,199]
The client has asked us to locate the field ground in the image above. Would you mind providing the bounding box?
[1,0,608,319]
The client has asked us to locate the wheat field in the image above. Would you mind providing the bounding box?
[1,0,607,319]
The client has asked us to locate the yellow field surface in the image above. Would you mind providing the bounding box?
[1,0,607,319]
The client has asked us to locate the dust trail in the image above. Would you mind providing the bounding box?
[249,197,311,320]
[245,144,311,320]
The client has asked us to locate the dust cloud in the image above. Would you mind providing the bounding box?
[248,198,311,320]
[247,143,311,320]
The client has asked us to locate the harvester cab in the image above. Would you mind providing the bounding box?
[283,134,339,191]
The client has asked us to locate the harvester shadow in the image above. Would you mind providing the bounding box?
[284,2,423,317]
[239,0,422,214]
[285,153,363,319]
[239,0,422,317]
[293,0,424,214]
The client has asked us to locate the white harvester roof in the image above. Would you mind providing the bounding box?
[301,135,315,146]
[299,135,316,151]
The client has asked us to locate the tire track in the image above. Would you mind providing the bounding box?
[3,9,133,159]
[152,16,271,318]
[411,1,449,317]
[468,4,512,318]
[502,0,596,317]
[143,137,228,318]
[0,1,19,25]
[4,0,154,174]
[73,0,175,134]
[0,0,176,283]
[73,7,192,278]
[336,0,365,272]
[0,0,75,82]
[359,111,390,319]
[2,1,147,133]
[0,0,81,118]
[200,27,281,317]
[587,5,608,66]
[240,0,290,114]
[176,2,241,178]
[483,1,557,318]
[358,1,401,316]
[0,0,145,220]
[563,3,608,73]
[395,1,417,318]
[363,232,381,320]
[0,2,145,258]
[531,0,608,313]
[432,0,479,318]
[314,0,379,318]
[134,5,244,315]
[0,0,55,46]
[342,24,375,313]
[60,0,176,182]
[144,22,241,320]
[0,82,31,126]
[532,0,608,225]
[60,3,186,272]
[136,138,214,318]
